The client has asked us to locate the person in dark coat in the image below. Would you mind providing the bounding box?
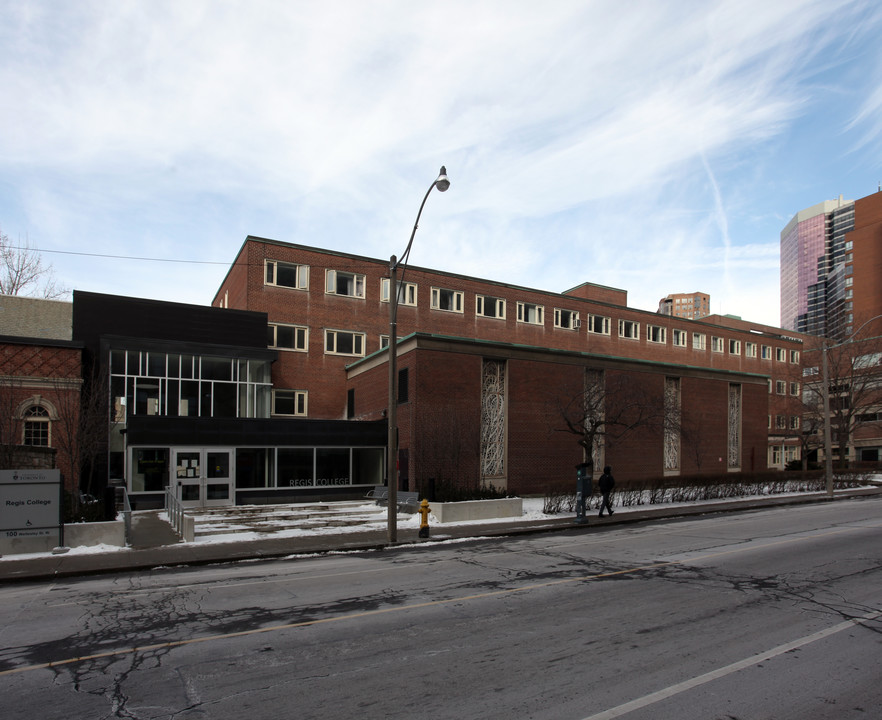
[598,465,615,517]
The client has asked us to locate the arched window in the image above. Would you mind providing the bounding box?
[23,406,51,447]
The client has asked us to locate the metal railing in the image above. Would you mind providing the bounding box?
[165,484,187,538]
[116,486,133,547]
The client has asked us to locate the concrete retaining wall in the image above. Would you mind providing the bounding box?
[65,521,126,548]
[431,498,523,524]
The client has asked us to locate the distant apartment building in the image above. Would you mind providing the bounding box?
[658,292,710,320]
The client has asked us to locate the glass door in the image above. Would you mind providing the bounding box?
[173,448,234,508]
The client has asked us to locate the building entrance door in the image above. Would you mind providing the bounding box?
[173,448,234,508]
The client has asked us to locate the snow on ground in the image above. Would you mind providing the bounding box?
[3,483,878,561]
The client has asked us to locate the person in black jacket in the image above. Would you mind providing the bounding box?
[598,465,615,517]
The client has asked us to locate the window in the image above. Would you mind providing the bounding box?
[265,260,308,290]
[273,390,307,416]
[476,295,506,319]
[618,319,639,340]
[790,350,800,364]
[712,336,724,353]
[325,269,365,298]
[672,329,687,347]
[554,308,580,330]
[647,325,666,344]
[761,345,772,360]
[381,279,417,306]
[729,339,741,355]
[790,381,799,396]
[790,416,800,430]
[776,347,786,362]
[268,323,308,351]
[398,368,409,403]
[587,314,611,335]
[775,415,787,429]
[692,332,706,350]
[23,406,50,446]
[776,380,786,394]
[431,287,464,313]
[324,329,365,356]
[517,302,544,325]
[745,342,757,358]
[379,335,389,349]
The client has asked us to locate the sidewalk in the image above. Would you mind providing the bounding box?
[2,488,880,583]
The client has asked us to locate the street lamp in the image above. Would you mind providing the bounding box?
[820,314,882,496]
[387,166,450,542]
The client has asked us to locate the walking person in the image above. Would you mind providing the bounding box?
[598,465,615,517]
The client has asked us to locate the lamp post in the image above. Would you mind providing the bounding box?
[820,314,882,497]
[387,166,450,543]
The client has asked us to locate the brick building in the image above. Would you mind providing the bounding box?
[0,296,82,491]
[213,237,809,495]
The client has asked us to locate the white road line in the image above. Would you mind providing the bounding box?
[581,610,882,720]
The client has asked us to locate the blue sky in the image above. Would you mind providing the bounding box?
[2,1,881,327]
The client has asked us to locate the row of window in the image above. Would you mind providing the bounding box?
[771,415,801,430]
[266,260,803,360]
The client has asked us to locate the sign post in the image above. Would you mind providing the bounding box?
[0,469,64,555]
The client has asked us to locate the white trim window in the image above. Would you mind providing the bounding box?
[476,295,506,319]
[325,269,365,298]
[729,339,741,355]
[618,319,639,340]
[692,332,706,350]
[790,381,800,396]
[790,350,800,363]
[776,347,786,362]
[554,308,580,330]
[272,389,308,416]
[587,314,611,335]
[672,329,687,347]
[265,260,309,290]
[776,380,786,395]
[22,405,51,446]
[324,329,366,356]
[431,287,464,313]
[268,323,308,351]
[775,415,787,429]
[647,325,666,344]
[381,279,417,306]
[517,301,544,325]
[712,336,724,353]
[761,345,772,360]
[745,341,757,358]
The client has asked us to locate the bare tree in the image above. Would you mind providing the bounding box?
[557,369,671,471]
[802,330,882,468]
[0,375,24,469]
[0,229,67,299]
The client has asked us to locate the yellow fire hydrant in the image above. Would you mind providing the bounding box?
[418,498,431,538]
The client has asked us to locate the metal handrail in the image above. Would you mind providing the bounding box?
[117,486,133,547]
[165,484,187,537]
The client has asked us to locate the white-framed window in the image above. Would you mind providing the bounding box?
[776,347,786,362]
[790,350,800,363]
[729,339,741,355]
[517,301,544,325]
[22,405,51,446]
[693,332,706,350]
[790,416,800,430]
[324,329,366,356]
[776,380,786,394]
[672,329,687,347]
[325,269,365,298]
[587,314,611,335]
[272,389,308,416]
[268,323,308,351]
[775,415,787,429]
[381,279,417,306]
[554,308,580,330]
[761,345,772,360]
[845,276,853,287]
[476,295,506,319]
[712,336,724,353]
[745,341,757,358]
[647,325,666,344]
[618,319,639,340]
[380,335,389,349]
[431,287,464,313]
[265,260,309,290]
[768,379,773,394]
[790,381,799,396]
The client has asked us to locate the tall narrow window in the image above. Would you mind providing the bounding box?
[23,406,50,446]
[728,384,741,470]
[480,360,506,482]
[664,378,680,473]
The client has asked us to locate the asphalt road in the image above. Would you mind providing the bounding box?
[1,498,880,720]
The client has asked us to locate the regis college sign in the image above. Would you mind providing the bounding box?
[0,469,62,546]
